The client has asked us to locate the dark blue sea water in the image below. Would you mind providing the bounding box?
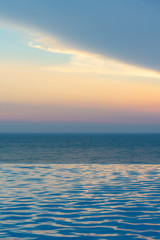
[0,134,160,240]
[0,133,160,164]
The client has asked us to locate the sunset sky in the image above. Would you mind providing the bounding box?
[0,0,160,132]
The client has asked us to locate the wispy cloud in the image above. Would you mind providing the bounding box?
[29,35,160,79]
[0,0,160,71]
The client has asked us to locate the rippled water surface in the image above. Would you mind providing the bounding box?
[0,164,160,240]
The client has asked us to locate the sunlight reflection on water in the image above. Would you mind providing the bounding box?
[0,164,160,239]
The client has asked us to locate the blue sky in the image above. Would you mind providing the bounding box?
[0,27,70,66]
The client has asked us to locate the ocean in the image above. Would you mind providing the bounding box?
[0,133,160,164]
[0,133,160,239]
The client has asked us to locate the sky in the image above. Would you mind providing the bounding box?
[0,0,160,132]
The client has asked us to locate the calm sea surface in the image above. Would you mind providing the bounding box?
[0,134,160,239]
[0,133,160,164]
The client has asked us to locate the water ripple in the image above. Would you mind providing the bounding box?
[0,164,160,239]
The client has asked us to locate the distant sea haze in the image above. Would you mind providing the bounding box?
[0,133,160,164]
